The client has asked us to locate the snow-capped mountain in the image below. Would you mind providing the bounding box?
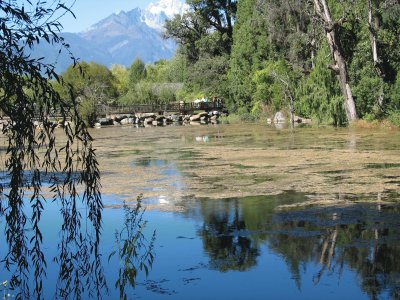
[143,0,189,30]
[30,0,187,73]
[147,0,188,18]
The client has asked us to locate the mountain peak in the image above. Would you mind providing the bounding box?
[84,7,142,33]
[30,0,184,72]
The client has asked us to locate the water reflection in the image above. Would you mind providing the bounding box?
[2,190,400,299]
[200,199,259,272]
[183,194,400,299]
[0,197,155,299]
[195,136,209,142]
[110,200,156,300]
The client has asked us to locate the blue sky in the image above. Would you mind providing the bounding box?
[60,0,155,32]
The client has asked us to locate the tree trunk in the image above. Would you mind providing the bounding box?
[225,0,234,39]
[368,0,381,73]
[313,0,358,122]
[368,0,385,109]
[272,73,295,128]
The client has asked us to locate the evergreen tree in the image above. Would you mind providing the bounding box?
[228,0,270,111]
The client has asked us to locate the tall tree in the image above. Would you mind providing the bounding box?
[365,0,400,110]
[165,0,237,59]
[188,0,237,45]
[165,1,237,99]
[164,12,210,62]
[257,0,312,70]
[312,0,358,122]
[228,0,270,110]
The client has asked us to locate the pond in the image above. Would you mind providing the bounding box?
[1,123,400,299]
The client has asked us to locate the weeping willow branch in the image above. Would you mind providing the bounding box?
[0,1,105,299]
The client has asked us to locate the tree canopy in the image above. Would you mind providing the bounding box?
[161,0,400,125]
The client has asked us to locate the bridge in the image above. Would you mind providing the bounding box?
[0,101,226,122]
[96,101,226,116]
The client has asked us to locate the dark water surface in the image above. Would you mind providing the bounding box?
[1,124,400,299]
[2,194,399,299]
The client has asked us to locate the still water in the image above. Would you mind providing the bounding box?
[1,123,400,299]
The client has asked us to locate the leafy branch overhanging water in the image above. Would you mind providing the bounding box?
[0,1,105,298]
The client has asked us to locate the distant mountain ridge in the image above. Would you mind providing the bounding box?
[30,0,187,73]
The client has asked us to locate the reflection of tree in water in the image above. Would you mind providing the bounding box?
[194,195,400,299]
[271,204,400,300]
[267,220,319,289]
[110,198,156,300]
[1,196,155,299]
[199,199,259,272]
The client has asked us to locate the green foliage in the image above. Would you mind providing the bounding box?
[387,110,400,127]
[117,56,186,105]
[129,59,147,86]
[119,81,181,105]
[228,0,313,113]
[164,12,209,62]
[228,0,270,110]
[141,0,400,123]
[60,61,118,103]
[176,89,205,102]
[378,3,400,82]
[239,107,258,122]
[389,73,400,110]
[252,60,298,113]
[225,0,400,124]
[296,45,346,125]
[145,56,187,83]
[257,0,312,69]
[186,54,230,97]
[186,0,237,38]
[79,99,98,127]
[157,85,178,103]
[146,60,169,83]
[347,27,383,118]
[166,0,236,58]
[363,113,376,122]
[195,31,232,58]
[130,81,154,104]
[166,53,189,83]
[111,64,129,96]
[55,0,400,125]
[165,0,236,102]
[57,61,118,124]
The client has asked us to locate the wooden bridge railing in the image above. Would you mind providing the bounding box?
[24,101,225,120]
[96,101,225,116]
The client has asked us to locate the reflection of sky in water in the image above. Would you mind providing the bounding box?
[2,193,400,299]
[132,158,185,205]
[0,170,81,188]
[195,136,209,142]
